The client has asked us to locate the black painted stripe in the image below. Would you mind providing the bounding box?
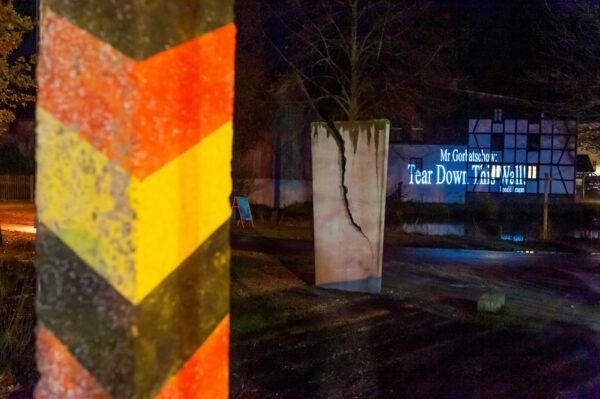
[136,222,230,398]
[36,222,230,398]
[43,0,234,60]
[36,224,135,398]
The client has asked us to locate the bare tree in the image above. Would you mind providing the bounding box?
[526,1,600,153]
[256,0,458,236]
[262,0,456,123]
[531,2,600,114]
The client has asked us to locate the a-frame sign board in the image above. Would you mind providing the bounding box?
[231,196,254,228]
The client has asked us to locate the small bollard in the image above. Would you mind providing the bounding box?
[478,291,505,313]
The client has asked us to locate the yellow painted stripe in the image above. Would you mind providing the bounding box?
[37,107,137,301]
[38,108,232,304]
[133,122,232,302]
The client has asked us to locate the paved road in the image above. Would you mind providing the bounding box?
[232,234,600,269]
[232,234,600,327]
[231,234,600,398]
[232,234,313,255]
[384,245,600,269]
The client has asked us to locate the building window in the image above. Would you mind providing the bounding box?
[491,134,504,151]
[493,108,503,121]
[389,127,404,142]
[527,165,538,180]
[491,165,502,179]
[408,158,422,174]
[527,134,541,151]
[410,127,424,142]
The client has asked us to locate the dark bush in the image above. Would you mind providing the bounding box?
[0,259,37,391]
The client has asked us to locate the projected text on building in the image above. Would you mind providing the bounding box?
[408,148,527,193]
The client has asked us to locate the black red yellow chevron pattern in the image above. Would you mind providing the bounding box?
[35,1,235,397]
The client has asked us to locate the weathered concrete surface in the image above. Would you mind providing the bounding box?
[311,121,389,294]
[35,1,234,397]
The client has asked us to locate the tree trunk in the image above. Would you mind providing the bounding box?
[348,0,360,121]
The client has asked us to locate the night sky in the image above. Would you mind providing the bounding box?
[13,1,595,102]
[13,1,37,60]
[238,0,547,97]
[12,0,600,120]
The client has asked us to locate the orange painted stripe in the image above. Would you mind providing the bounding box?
[38,10,235,179]
[156,315,230,399]
[132,23,235,179]
[38,10,137,172]
[35,327,111,399]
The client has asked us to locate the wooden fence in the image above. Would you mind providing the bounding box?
[0,175,34,201]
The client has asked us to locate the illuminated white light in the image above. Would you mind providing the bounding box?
[527,165,538,179]
[491,165,501,179]
[406,147,535,191]
[2,223,36,234]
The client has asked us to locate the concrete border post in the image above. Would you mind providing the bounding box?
[35,1,235,397]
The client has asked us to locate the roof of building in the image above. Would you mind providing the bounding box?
[577,154,595,173]
[390,89,578,146]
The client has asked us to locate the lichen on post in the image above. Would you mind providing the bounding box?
[35,1,235,397]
